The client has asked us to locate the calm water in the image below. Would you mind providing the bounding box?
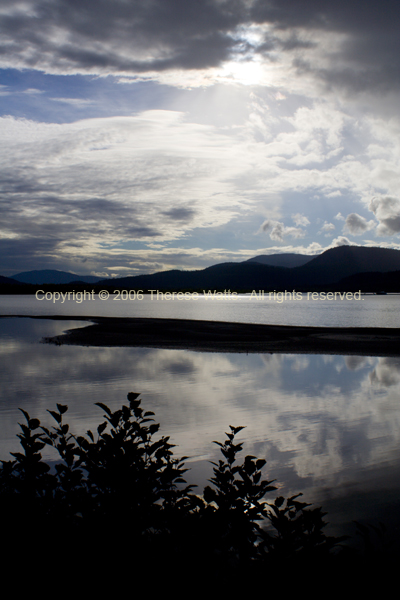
[1,309,400,546]
[1,292,399,327]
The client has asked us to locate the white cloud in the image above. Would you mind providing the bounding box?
[23,88,43,95]
[292,213,310,227]
[319,222,335,236]
[0,112,259,270]
[2,98,400,274]
[262,220,305,242]
[50,97,94,106]
[307,242,323,254]
[334,212,345,221]
[331,236,351,247]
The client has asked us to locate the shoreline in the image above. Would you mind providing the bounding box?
[3,315,400,356]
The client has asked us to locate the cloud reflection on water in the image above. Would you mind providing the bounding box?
[1,317,400,538]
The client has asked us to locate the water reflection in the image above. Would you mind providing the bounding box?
[1,317,400,542]
[1,293,400,328]
[370,357,400,387]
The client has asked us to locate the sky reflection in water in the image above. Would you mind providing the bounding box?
[1,317,400,541]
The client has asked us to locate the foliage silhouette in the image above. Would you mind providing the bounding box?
[262,493,343,559]
[201,425,277,563]
[0,393,354,577]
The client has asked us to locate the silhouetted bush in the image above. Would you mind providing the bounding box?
[0,393,355,580]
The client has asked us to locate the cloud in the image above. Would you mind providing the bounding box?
[0,0,242,77]
[0,111,281,273]
[50,97,94,106]
[319,222,335,236]
[307,242,323,254]
[344,356,372,371]
[251,0,400,94]
[343,213,376,235]
[162,207,196,222]
[291,213,310,227]
[369,196,400,235]
[0,0,399,100]
[334,212,345,221]
[369,357,400,388]
[331,236,351,247]
[2,95,398,275]
[262,220,305,242]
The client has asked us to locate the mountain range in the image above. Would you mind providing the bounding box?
[95,246,400,291]
[10,269,101,285]
[245,253,313,268]
[2,246,400,291]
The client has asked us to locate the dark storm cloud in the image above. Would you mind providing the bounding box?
[1,1,399,94]
[0,236,58,257]
[124,225,161,238]
[0,0,242,73]
[163,207,196,222]
[250,0,400,32]
[250,0,400,93]
[0,185,163,273]
[0,236,62,274]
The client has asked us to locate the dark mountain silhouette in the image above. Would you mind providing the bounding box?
[290,245,400,286]
[245,253,314,268]
[97,245,400,291]
[100,262,291,290]
[0,275,21,285]
[12,270,101,285]
[3,246,400,291]
[335,270,400,293]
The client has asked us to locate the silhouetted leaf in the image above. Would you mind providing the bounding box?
[47,410,61,424]
[95,402,112,417]
[28,418,40,430]
[97,423,107,435]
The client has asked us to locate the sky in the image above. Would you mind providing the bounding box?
[1,0,400,278]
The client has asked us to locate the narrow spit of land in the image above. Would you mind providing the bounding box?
[4,315,399,356]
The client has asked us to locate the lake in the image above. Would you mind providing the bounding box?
[1,290,400,327]
[1,294,400,548]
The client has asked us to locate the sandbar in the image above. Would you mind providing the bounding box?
[23,315,400,356]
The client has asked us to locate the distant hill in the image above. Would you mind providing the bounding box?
[5,246,400,291]
[98,262,291,291]
[0,275,21,285]
[290,245,400,286]
[11,270,101,285]
[97,245,400,291]
[245,253,314,268]
[335,269,400,293]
